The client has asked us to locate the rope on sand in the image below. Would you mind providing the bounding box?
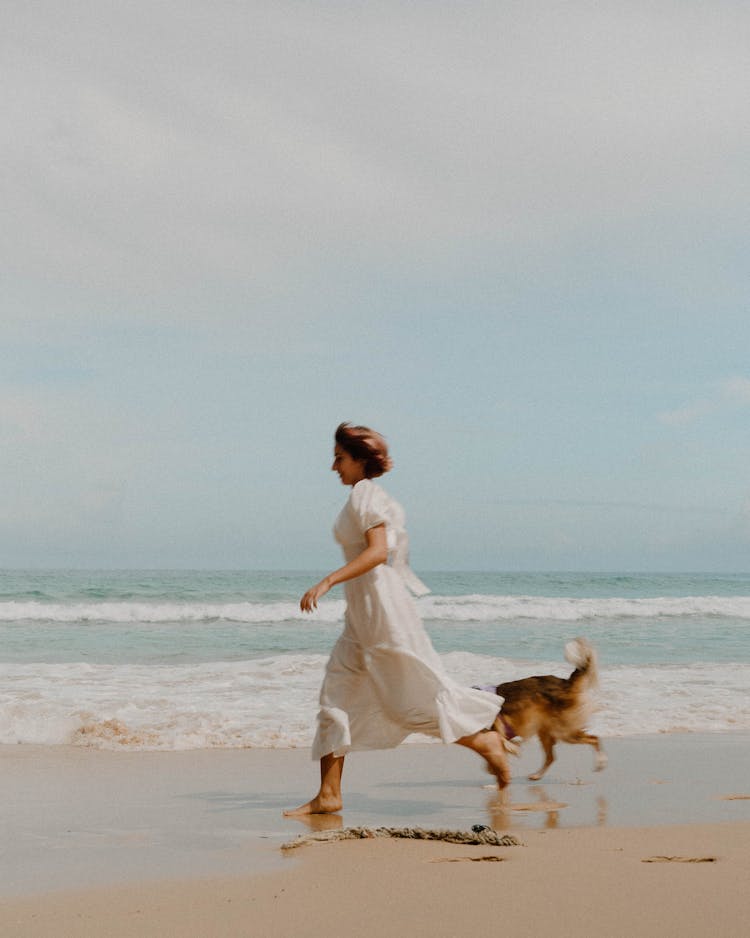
[281,826,524,851]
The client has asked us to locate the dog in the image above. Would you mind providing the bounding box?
[479,638,606,781]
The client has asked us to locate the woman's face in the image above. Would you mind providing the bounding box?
[332,445,367,486]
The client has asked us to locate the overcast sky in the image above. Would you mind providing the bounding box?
[2,1,749,571]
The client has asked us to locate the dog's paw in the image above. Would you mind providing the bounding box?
[502,738,520,756]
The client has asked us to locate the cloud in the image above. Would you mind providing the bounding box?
[495,496,728,516]
[0,394,47,443]
[0,386,135,527]
[740,495,750,531]
[3,1,750,323]
[658,375,750,426]
[721,376,750,404]
[657,401,714,427]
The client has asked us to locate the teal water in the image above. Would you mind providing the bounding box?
[1,569,748,665]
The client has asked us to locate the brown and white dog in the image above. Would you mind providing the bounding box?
[481,638,607,781]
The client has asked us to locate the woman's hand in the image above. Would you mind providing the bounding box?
[300,527,387,613]
[300,578,331,613]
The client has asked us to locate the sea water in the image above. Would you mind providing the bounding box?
[1,569,749,749]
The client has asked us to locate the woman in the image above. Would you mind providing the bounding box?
[285,423,508,816]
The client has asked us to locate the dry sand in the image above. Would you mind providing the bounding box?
[3,822,749,937]
[2,735,749,936]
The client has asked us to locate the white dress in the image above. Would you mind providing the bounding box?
[312,478,501,760]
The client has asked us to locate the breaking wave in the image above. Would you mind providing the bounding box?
[2,594,750,624]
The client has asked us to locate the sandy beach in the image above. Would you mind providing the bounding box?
[2,734,749,936]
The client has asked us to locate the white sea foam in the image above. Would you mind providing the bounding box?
[418,594,750,622]
[2,594,750,624]
[1,653,748,750]
[0,600,347,624]
[0,655,327,750]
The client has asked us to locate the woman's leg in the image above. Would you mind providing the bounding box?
[284,753,345,815]
[455,728,511,789]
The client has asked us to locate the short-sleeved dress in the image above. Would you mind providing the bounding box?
[312,478,502,760]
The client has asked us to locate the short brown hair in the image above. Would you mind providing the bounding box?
[335,422,393,478]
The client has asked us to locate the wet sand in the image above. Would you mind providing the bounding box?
[1,734,749,935]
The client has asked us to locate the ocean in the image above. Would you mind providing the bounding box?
[1,569,749,750]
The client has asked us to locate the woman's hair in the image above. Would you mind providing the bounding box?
[335,422,393,478]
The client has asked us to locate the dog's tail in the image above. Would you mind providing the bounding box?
[564,637,599,689]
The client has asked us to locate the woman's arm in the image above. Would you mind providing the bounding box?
[300,524,388,612]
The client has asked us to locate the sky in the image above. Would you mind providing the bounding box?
[2,1,749,572]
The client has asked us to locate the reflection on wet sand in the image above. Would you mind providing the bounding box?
[597,795,608,826]
[488,786,608,831]
[287,812,344,834]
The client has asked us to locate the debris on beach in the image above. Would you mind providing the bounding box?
[281,826,524,851]
[431,855,506,863]
[641,856,717,863]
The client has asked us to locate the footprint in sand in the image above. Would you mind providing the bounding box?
[431,855,506,863]
[641,856,717,863]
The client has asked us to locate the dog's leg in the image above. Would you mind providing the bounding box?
[565,731,608,772]
[528,730,555,780]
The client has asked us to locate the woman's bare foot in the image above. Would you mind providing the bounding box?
[283,794,343,816]
[286,753,345,816]
[457,729,511,789]
[482,739,512,789]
